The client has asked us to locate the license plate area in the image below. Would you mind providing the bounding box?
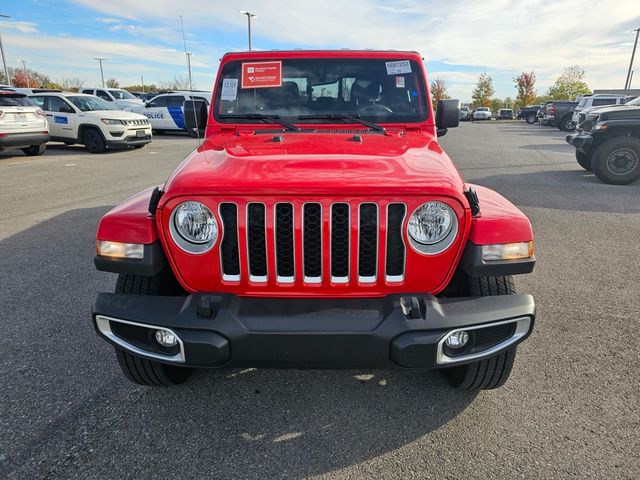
[136,129,145,137]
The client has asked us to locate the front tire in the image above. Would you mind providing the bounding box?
[591,137,640,185]
[576,150,592,171]
[113,271,193,386]
[21,144,46,156]
[558,115,574,131]
[441,276,518,391]
[83,128,106,154]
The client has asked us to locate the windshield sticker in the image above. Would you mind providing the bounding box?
[395,76,405,88]
[221,78,239,101]
[53,116,68,124]
[385,60,412,75]
[241,61,282,89]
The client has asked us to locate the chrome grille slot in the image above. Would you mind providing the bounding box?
[275,203,294,282]
[358,203,378,282]
[331,203,350,283]
[247,203,267,281]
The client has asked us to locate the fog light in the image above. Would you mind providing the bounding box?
[155,330,178,347]
[445,331,469,348]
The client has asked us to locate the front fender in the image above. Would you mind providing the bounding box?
[96,187,159,244]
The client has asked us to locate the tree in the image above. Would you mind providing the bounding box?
[503,97,514,109]
[471,72,494,107]
[159,76,191,90]
[123,84,159,93]
[514,71,537,107]
[430,78,449,109]
[106,78,119,88]
[59,77,86,92]
[547,65,590,100]
[490,98,503,113]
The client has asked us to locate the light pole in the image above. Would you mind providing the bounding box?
[18,59,29,87]
[239,11,257,51]
[179,15,193,91]
[0,14,11,86]
[93,57,106,87]
[625,28,640,91]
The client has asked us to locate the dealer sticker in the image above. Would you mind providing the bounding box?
[385,60,412,75]
[395,76,405,88]
[241,61,282,89]
[221,78,239,101]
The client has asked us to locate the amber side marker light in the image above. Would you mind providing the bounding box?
[481,241,533,261]
[96,240,144,259]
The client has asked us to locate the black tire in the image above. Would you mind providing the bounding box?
[575,150,592,171]
[591,137,640,185]
[558,115,574,131]
[21,144,46,156]
[83,128,106,153]
[153,129,165,135]
[441,276,518,391]
[113,272,193,386]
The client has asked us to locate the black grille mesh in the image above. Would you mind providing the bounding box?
[303,203,322,278]
[219,203,240,276]
[247,203,267,278]
[385,204,406,277]
[331,203,350,278]
[358,203,378,278]
[275,203,294,278]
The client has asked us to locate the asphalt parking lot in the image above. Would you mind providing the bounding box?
[1,123,638,479]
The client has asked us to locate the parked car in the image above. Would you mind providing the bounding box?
[28,92,152,153]
[81,88,145,109]
[567,96,640,184]
[472,106,492,120]
[0,90,49,156]
[496,108,514,120]
[92,49,536,392]
[459,106,471,121]
[517,105,541,124]
[571,94,630,127]
[126,91,212,135]
[542,101,578,130]
[131,92,158,101]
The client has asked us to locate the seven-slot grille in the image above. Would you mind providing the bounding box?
[218,202,406,285]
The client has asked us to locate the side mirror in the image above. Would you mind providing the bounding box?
[435,99,460,137]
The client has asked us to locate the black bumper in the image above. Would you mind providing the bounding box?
[106,133,152,148]
[92,292,535,370]
[566,131,593,149]
[0,131,49,149]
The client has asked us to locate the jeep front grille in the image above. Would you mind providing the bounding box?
[218,201,406,285]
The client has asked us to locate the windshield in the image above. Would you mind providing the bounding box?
[213,57,429,124]
[477,107,489,111]
[108,89,137,100]
[68,95,118,111]
[625,96,640,106]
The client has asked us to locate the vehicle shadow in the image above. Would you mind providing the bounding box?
[1,207,476,480]
[517,143,574,153]
[467,170,640,214]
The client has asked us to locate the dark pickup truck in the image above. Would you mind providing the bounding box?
[517,105,541,124]
[542,101,578,130]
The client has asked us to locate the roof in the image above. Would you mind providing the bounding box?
[220,49,423,60]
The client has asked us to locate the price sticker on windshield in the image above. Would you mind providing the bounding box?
[221,78,239,100]
[241,61,282,89]
[385,60,412,75]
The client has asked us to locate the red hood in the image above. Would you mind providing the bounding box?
[161,131,466,204]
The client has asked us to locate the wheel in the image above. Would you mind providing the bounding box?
[558,115,574,131]
[591,137,640,185]
[21,144,46,156]
[83,128,106,153]
[441,276,518,391]
[113,272,193,386]
[575,150,592,171]
[153,129,165,135]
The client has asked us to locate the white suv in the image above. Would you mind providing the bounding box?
[29,92,152,153]
[472,107,492,120]
[81,88,145,109]
[0,90,49,156]
[572,94,629,124]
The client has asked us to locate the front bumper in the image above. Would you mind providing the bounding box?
[106,128,152,148]
[92,292,535,370]
[566,131,593,149]
[0,131,49,149]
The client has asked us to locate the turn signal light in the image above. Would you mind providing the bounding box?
[96,240,144,259]
[482,241,533,261]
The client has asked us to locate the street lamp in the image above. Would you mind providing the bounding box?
[18,59,29,88]
[0,14,11,86]
[625,28,640,92]
[93,57,106,87]
[239,11,257,51]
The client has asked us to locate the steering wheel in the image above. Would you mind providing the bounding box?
[358,104,393,114]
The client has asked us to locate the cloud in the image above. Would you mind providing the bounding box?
[0,21,39,34]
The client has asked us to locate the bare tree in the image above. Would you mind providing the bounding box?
[106,78,120,88]
[59,77,86,92]
[159,76,191,91]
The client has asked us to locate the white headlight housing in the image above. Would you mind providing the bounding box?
[170,201,218,253]
[407,202,458,254]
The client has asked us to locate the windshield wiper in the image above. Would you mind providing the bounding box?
[218,113,300,132]
[297,113,385,132]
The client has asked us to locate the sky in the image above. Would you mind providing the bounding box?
[1,0,639,101]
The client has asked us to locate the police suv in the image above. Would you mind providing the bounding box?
[126,91,212,134]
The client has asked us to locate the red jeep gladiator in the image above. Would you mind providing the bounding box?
[92,50,536,391]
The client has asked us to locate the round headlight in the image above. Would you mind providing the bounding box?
[408,202,453,244]
[171,201,218,251]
